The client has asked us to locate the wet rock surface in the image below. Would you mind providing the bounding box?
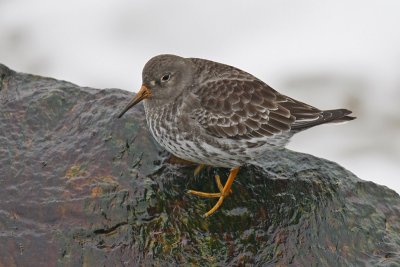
[1,63,400,266]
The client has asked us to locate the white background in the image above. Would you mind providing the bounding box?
[1,0,399,193]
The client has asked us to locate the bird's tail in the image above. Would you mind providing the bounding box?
[291,109,356,131]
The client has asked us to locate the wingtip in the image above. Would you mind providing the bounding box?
[336,115,356,123]
[331,109,356,123]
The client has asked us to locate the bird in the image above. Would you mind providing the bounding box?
[117,54,355,217]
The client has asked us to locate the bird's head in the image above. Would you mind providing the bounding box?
[118,54,194,118]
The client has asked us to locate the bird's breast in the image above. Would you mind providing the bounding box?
[145,103,185,152]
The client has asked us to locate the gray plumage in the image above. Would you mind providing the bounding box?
[119,54,355,168]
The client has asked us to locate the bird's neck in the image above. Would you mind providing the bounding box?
[143,98,180,116]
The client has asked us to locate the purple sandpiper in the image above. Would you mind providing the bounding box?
[118,54,355,217]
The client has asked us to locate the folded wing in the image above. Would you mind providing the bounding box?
[190,79,354,140]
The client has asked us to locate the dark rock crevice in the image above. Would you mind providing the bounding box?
[0,63,399,266]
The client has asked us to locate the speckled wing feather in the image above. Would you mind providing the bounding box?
[190,78,302,140]
[190,79,356,140]
[189,58,354,140]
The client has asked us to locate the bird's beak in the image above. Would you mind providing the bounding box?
[117,85,152,118]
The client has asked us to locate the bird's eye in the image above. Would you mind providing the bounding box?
[161,73,171,82]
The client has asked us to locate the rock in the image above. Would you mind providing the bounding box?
[1,63,399,266]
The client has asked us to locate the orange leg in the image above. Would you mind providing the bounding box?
[187,167,240,217]
[193,164,206,176]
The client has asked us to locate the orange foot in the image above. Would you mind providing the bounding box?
[187,167,240,217]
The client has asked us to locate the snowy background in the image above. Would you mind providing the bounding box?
[1,0,399,193]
